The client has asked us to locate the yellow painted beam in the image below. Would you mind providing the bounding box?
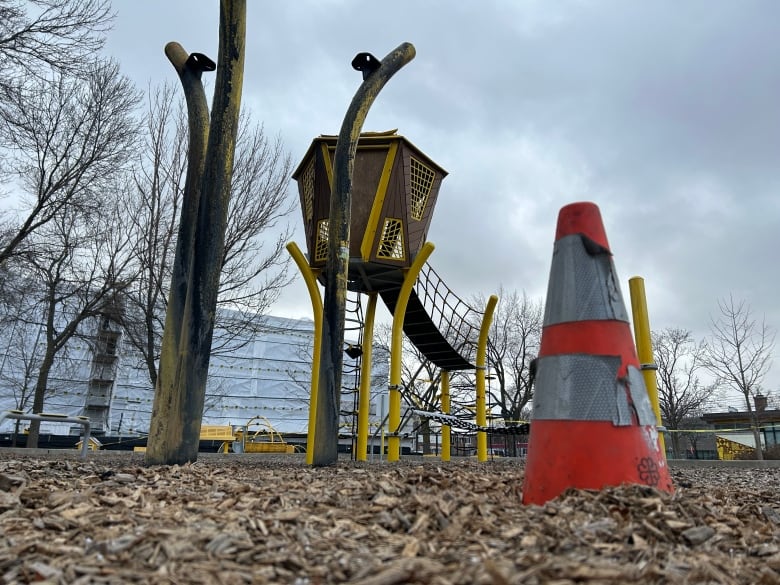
[440,370,451,462]
[389,241,435,461]
[321,143,333,192]
[476,295,499,462]
[628,276,666,456]
[286,242,323,465]
[360,141,398,261]
[356,292,377,461]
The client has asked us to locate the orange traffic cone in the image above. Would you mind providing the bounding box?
[522,202,672,505]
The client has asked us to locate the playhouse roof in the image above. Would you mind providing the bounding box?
[292,130,448,180]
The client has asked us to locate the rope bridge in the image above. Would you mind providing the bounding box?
[414,263,482,365]
[380,262,482,371]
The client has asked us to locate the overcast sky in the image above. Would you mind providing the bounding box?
[105,1,780,404]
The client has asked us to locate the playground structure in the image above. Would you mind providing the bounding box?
[287,131,670,485]
[138,15,669,484]
[231,416,296,454]
[291,130,499,463]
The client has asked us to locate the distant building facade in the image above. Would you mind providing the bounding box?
[701,394,780,458]
[0,312,390,441]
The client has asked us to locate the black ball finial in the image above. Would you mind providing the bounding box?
[186,52,216,72]
[351,52,381,80]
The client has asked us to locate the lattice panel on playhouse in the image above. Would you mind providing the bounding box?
[377,218,405,260]
[301,158,315,223]
[314,219,329,262]
[410,157,435,221]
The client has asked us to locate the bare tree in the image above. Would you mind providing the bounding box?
[703,295,776,461]
[217,115,295,320]
[0,256,34,327]
[120,83,186,388]
[653,327,716,458]
[0,0,112,87]
[121,85,294,390]
[0,59,140,265]
[0,55,140,448]
[405,361,441,455]
[0,308,84,445]
[22,198,138,447]
[0,312,43,445]
[18,195,133,448]
[480,288,543,453]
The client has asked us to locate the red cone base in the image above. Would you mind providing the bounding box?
[522,420,673,505]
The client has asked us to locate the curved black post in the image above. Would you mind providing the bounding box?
[313,42,416,466]
[146,0,246,466]
[146,42,213,466]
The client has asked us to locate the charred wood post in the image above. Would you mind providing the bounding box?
[146,0,245,465]
[313,43,415,466]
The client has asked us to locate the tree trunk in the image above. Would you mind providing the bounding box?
[670,432,682,459]
[746,396,764,461]
[752,424,765,461]
[508,431,517,457]
[11,419,21,447]
[26,351,56,449]
[421,418,431,455]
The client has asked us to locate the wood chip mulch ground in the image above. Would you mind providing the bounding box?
[1,452,779,584]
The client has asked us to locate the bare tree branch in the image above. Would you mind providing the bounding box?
[0,0,112,86]
[122,87,295,389]
[652,327,716,458]
[478,287,542,428]
[22,194,139,448]
[0,59,140,264]
[703,294,776,460]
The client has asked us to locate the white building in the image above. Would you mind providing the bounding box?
[0,313,390,440]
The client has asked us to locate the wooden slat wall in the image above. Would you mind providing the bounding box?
[348,148,386,257]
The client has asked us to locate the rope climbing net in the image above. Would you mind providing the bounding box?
[415,263,483,365]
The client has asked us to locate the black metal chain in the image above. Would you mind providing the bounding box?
[412,409,530,435]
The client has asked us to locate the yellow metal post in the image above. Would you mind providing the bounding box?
[356,293,377,461]
[440,370,451,461]
[476,295,499,462]
[360,142,398,262]
[389,241,435,462]
[286,242,323,465]
[628,276,666,457]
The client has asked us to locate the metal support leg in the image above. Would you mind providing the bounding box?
[0,411,92,458]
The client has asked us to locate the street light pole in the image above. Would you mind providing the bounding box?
[313,43,416,466]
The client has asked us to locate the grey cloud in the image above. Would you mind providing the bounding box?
[107,0,780,391]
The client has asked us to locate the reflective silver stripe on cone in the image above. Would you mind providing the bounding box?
[533,355,655,426]
[544,234,629,325]
[627,365,657,426]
